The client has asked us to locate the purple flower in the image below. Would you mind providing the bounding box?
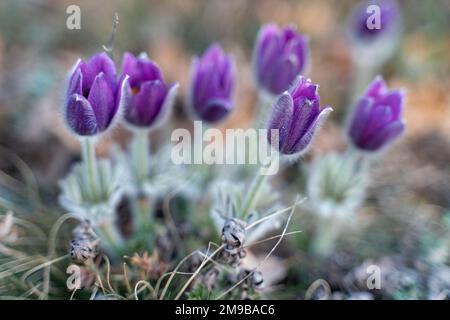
[121,52,178,128]
[348,76,405,152]
[267,76,332,155]
[189,44,235,123]
[253,23,308,95]
[349,0,400,43]
[65,52,128,136]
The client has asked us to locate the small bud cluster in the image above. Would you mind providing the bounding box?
[70,221,99,264]
[237,269,264,290]
[218,218,247,267]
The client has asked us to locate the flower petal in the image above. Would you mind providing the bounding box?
[349,97,373,145]
[81,52,116,91]
[155,82,179,126]
[65,94,98,136]
[284,97,319,152]
[189,44,235,123]
[66,59,83,98]
[365,75,387,99]
[349,75,405,152]
[256,24,281,85]
[125,80,166,126]
[358,104,393,146]
[200,98,233,123]
[87,72,115,131]
[115,74,131,119]
[255,24,308,95]
[139,59,164,84]
[122,52,140,87]
[377,89,404,119]
[289,105,332,154]
[268,53,300,94]
[267,92,294,151]
[364,120,404,150]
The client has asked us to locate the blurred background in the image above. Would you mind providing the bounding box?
[0,0,449,188]
[0,0,449,299]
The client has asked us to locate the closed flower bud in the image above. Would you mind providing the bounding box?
[188,44,235,123]
[348,76,405,152]
[253,23,308,95]
[349,0,400,43]
[267,76,332,156]
[347,0,401,67]
[121,52,178,128]
[64,52,129,136]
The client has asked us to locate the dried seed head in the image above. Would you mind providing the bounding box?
[70,239,97,264]
[219,218,247,267]
[238,269,264,290]
[221,218,246,250]
[218,249,244,268]
[70,221,99,264]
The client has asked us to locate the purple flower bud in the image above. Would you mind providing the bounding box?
[121,52,178,128]
[253,23,308,95]
[348,76,405,152]
[189,44,235,123]
[65,52,128,136]
[267,76,332,155]
[349,0,400,43]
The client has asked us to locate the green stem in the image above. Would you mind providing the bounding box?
[131,129,150,185]
[132,195,154,237]
[349,64,376,109]
[81,138,100,202]
[97,218,123,260]
[240,164,269,219]
[130,129,154,238]
[310,218,341,258]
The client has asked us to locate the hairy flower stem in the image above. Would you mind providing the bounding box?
[130,129,153,235]
[97,218,124,261]
[241,172,267,219]
[81,138,100,202]
[349,64,376,108]
[240,154,275,219]
[131,129,150,186]
[132,195,154,238]
[310,217,341,258]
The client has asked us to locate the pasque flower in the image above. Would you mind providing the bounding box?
[349,0,400,43]
[121,52,178,128]
[253,23,308,95]
[189,44,235,123]
[267,76,332,155]
[65,52,129,136]
[348,76,405,151]
[346,0,401,68]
